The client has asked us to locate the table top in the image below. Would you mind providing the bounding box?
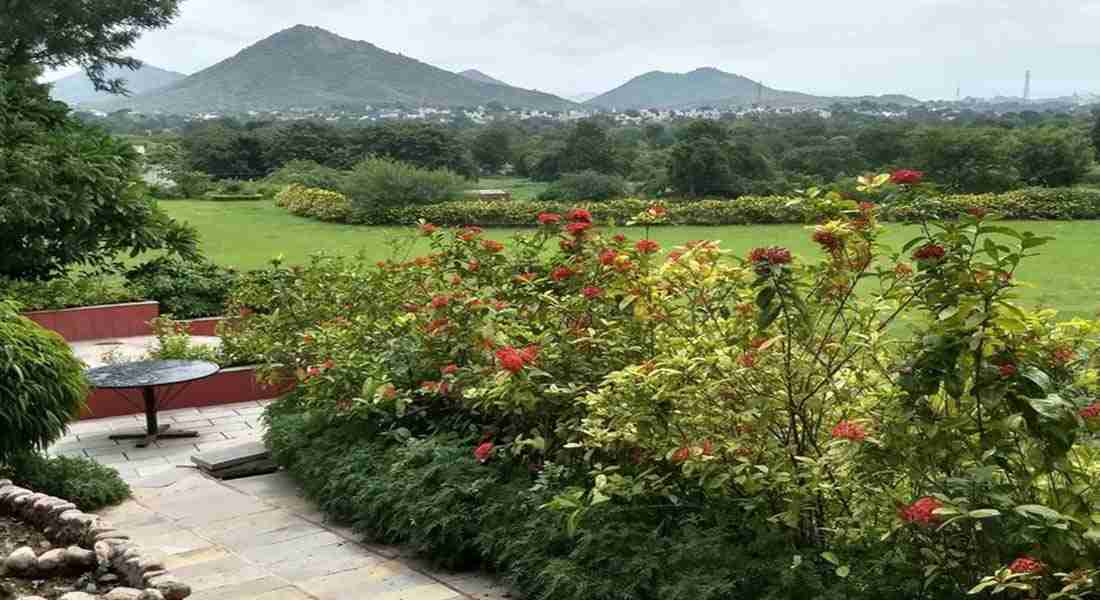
[85,360,220,389]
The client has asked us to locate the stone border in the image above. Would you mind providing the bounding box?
[0,479,191,600]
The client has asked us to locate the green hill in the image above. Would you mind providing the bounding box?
[458,69,509,86]
[49,64,185,106]
[586,67,918,110]
[100,25,576,113]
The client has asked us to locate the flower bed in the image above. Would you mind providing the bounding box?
[0,479,192,599]
[237,174,1100,600]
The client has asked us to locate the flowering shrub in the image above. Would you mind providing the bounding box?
[234,175,1100,600]
[274,184,352,222]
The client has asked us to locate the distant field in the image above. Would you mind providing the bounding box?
[468,176,549,200]
[158,199,1100,319]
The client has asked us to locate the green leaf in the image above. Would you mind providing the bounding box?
[835,565,850,578]
[968,509,1001,519]
[1015,504,1063,520]
[820,551,839,565]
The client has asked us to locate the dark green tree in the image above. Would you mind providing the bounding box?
[558,119,620,176]
[1014,127,1094,187]
[667,120,772,197]
[1091,108,1100,160]
[0,0,180,93]
[471,126,513,174]
[179,120,268,179]
[351,123,476,178]
[907,127,1019,193]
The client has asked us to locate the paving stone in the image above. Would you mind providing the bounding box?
[248,588,314,600]
[238,531,346,565]
[185,576,291,600]
[191,441,269,471]
[297,561,452,600]
[267,542,380,583]
[167,555,271,593]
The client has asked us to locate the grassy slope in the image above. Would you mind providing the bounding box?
[159,199,1100,318]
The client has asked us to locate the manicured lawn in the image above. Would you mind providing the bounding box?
[468,176,549,200]
[159,199,1100,318]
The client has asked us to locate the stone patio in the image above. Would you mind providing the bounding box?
[50,401,513,600]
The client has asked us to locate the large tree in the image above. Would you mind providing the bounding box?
[0,0,195,280]
[668,120,772,198]
[1091,108,1100,160]
[1014,126,1094,187]
[0,0,181,93]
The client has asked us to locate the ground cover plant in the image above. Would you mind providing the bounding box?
[233,172,1100,600]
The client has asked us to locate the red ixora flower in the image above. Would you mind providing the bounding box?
[812,228,843,253]
[481,239,505,253]
[912,244,946,261]
[635,239,660,254]
[1008,556,1044,574]
[999,363,1018,378]
[612,234,627,243]
[551,266,575,282]
[967,207,989,219]
[671,447,691,463]
[419,223,439,236]
[458,226,483,241]
[647,205,667,218]
[831,420,867,442]
[582,286,604,300]
[1053,347,1076,365]
[890,169,924,185]
[538,212,562,225]
[430,295,450,310]
[567,208,592,223]
[599,250,619,266]
[1079,402,1100,419]
[496,345,539,374]
[474,441,494,463]
[900,496,943,526]
[748,247,792,275]
[566,221,593,237]
[441,364,459,376]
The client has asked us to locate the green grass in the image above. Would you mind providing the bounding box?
[468,176,549,200]
[159,199,1100,319]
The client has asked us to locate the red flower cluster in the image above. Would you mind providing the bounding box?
[458,226,483,241]
[1079,402,1100,419]
[474,441,494,463]
[567,208,592,223]
[1053,347,1076,365]
[912,244,946,261]
[612,234,627,243]
[812,228,843,253]
[566,221,593,237]
[831,420,867,442]
[1008,556,1044,574]
[551,266,575,281]
[890,169,924,185]
[466,259,481,272]
[635,239,660,254]
[900,496,943,526]
[671,447,691,463]
[647,205,667,218]
[749,246,792,265]
[538,212,562,225]
[967,207,989,219]
[582,286,604,300]
[481,239,505,253]
[599,250,619,266]
[495,345,540,373]
[999,363,1018,378]
[419,223,438,236]
[441,364,459,376]
[430,295,450,309]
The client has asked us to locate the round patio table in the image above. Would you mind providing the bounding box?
[85,360,220,448]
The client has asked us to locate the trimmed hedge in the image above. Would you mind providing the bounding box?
[275,184,353,222]
[282,187,1100,226]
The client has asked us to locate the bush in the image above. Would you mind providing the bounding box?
[0,275,140,311]
[274,184,353,222]
[2,453,130,511]
[0,301,87,462]
[340,157,463,213]
[265,159,347,191]
[170,170,214,198]
[232,174,1100,599]
[125,257,238,319]
[537,170,629,202]
[278,185,1100,227]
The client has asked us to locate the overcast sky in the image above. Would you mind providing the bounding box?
[49,0,1100,100]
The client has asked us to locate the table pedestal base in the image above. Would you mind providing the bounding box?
[110,424,200,448]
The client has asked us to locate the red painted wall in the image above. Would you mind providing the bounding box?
[24,302,159,341]
[82,366,294,419]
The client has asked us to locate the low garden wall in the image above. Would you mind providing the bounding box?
[23,302,159,342]
[0,479,192,599]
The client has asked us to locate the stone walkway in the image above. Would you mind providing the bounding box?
[50,401,512,600]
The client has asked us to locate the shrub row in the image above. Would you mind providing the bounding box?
[0,276,140,312]
[279,186,1100,226]
[275,184,353,223]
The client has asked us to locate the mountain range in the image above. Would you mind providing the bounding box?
[50,64,186,105]
[586,67,920,110]
[99,25,575,113]
[89,25,920,114]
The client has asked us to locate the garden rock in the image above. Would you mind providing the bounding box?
[147,575,190,600]
[58,593,98,600]
[63,546,96,569]
[138,590,165,600]
[5,547,36,574]
[17,596,48,600]
[106,588,145,600]
[35,548,65,572]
